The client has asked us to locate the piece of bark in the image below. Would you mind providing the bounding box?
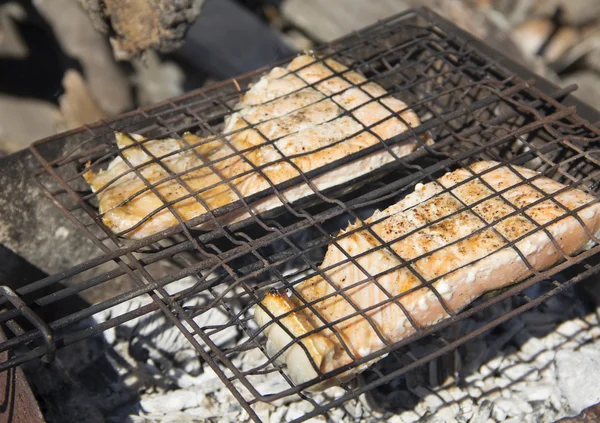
[0,2,28,58]
[59,69,107,128]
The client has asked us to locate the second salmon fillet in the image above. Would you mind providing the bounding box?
[254,161,600,388]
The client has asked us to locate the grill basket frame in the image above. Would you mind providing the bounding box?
[2,7,600,422]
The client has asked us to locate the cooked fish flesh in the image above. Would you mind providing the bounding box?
[254,161,600,389]
[84,55,428,239]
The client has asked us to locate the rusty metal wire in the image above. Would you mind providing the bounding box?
[2,7,600,423]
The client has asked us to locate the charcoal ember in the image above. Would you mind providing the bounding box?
[78,0,205,59]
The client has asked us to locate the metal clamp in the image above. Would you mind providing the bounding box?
[0,286,56,363]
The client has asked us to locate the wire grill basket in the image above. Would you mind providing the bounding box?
[3,7,600,423]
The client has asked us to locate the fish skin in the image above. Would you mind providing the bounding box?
[84,55,427,239]
[254,161,600,389]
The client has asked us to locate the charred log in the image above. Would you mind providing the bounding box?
[78,0,205,59]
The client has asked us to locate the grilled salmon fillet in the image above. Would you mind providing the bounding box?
[84,55,428,239]
[254,161,600,389]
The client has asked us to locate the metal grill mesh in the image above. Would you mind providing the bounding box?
[3,7,600,422]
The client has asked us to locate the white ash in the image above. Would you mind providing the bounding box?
[94,275,242,383]
[90,276,600,423]
[555,340,600,415]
